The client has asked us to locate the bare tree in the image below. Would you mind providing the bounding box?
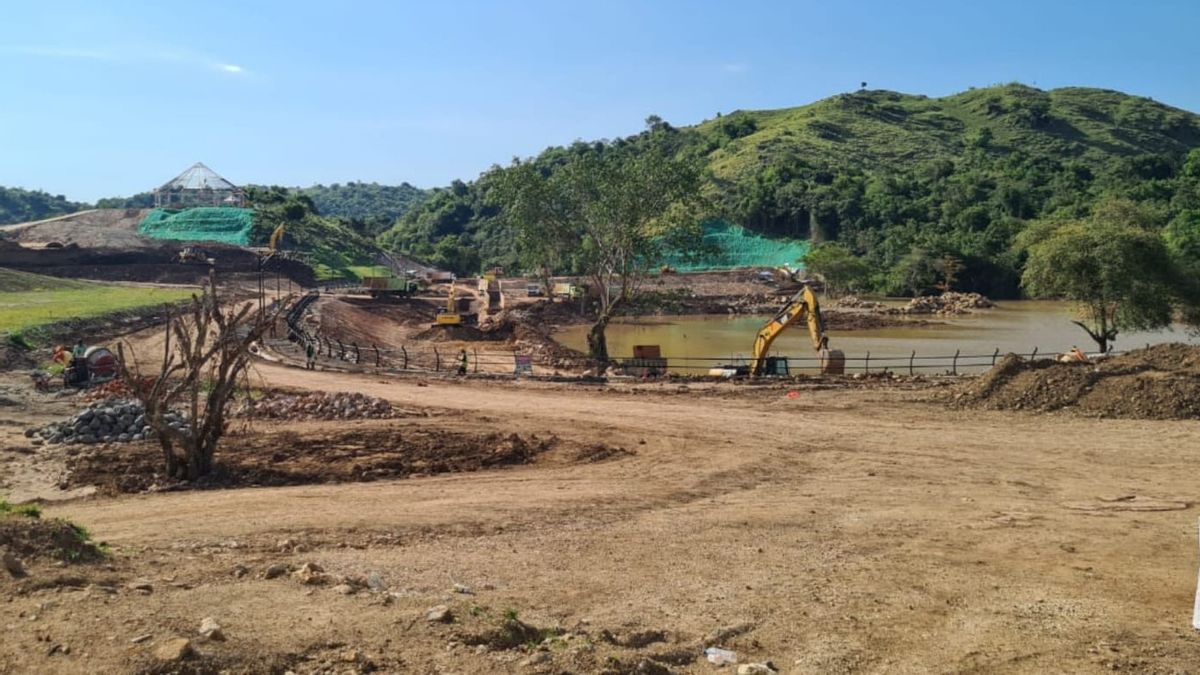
[118,274,281,481]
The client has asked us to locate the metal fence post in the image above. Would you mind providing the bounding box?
[434,346,440,372]
[473,348,479,374]
[374,344,381,368]
[952,348,960,376]
[992,348,1000,366]
[353,342,360,364]
[401,345,408,370]
[1031,347,1038,360]
[336,339,345,360]
[909,350,916,376]
[864,351,870,374]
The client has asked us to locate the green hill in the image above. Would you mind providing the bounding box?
[0,187,90,225]
[382,84,1200,295]
[296,182,427,232]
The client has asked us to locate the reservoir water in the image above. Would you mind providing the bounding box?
[554,301,1200,374]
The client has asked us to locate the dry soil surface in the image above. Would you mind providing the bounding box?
[2,363,1200,674]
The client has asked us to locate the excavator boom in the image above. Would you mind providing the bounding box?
[750,285,838,376]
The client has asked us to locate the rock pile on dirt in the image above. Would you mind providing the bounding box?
[832,295,885,309]
[25,399,182,445]
[233,391,398,420]
[891,292,993,316]
[954,343,1200,419]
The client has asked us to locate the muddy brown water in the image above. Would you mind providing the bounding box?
[555,300,1200,374]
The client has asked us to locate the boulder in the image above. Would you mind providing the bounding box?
[198,617,225,641]
[153,638,194,662]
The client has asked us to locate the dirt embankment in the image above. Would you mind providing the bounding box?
[954,343,1200,419]
[63,426,563,495]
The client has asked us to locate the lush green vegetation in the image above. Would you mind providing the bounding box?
[245,186,381,280]
[0,269,194,336]
[385,84,1200,296]
[1019,199,1200,351]
[295,182,427,233]
[0,186,89,224]
[492,130,706,360]
[94,192,155,209]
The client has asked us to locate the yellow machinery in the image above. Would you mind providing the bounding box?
[434,283,464,326]
[750,284,845,376]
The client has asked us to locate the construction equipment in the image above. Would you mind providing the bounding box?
[749,285,844,376]
[63,346,119,388]
[177,245,214,265]
[362,274,419,298]
[434,283,464,326]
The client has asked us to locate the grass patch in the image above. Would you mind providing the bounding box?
[0,499,42,519]
[0,270,193,334]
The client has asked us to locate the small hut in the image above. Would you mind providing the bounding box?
[154,162,245,208]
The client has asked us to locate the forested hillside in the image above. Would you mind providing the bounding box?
[0,187,89,224]
[296,182,426,232]
[383,84,1200,295]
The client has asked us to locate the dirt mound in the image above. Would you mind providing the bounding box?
[0,517,105,562]
[64,428,558,494]
[413,324,503,342]
[889,292,993,316]
[956,343,1200,419]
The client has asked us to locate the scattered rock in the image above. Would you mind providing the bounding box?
[231,564,249,578]
[263,563,288,580]
[367,571,387,592]
[520,651,552,667]
[738,663,778,675]
[126,579,154,594]
[2,549,26,578]
[426,604,453,623]
[198,617,225,642]
[130,634,153,644]
[292,562,328,586]
[153,637,194,662]
[452,583,473,595]
[234,391,398,421]
[331,583,356,595]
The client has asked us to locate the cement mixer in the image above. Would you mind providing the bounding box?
[63,346,119,388]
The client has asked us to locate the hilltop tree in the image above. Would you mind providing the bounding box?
[1019,201,1198,352]
[801,243,870,296]
[493,134,706,363]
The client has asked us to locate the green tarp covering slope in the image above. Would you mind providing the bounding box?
[138,208,255,246]
[663,220,810,272]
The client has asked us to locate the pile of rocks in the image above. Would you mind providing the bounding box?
[891,292,993,316]
[832,295,885,309]
[26,399,184,446]
[233,391,396,420]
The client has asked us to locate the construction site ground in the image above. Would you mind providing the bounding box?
[3,349,1200,673]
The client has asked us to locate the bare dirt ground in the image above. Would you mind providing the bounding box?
[4,348,1200,673]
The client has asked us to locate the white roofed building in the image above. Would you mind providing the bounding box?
[154,162,246,208]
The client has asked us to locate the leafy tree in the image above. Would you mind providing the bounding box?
[493,136,707,362]
[0,187,88,224]
[889,248,940,296]
[801,243,870,295]
[1019,203,1198,352]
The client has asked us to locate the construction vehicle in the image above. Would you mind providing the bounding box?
[362,274,419,298]
[63,346,120,388]
[177,245,214,265]
[748,284,844,376]
[553,282,582,299]
[434,283,464,326]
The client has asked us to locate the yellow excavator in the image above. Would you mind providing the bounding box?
[434,282,464,326]
[750,284,845,376]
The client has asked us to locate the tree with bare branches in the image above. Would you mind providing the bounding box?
[118,274,281,481]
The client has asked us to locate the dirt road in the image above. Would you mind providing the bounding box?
[4,363,1200,673]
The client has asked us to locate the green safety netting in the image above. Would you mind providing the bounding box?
[662,220,810,272]
[138,208,256,246]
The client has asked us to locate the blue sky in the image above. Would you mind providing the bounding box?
[2,0,1198,202]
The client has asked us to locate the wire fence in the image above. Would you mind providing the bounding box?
[272,293,1127,378]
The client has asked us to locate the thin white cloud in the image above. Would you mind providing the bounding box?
[5,45,249,76]
[721,63,749,74]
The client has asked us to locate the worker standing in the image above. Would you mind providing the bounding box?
[305,339,317,370]
[457,349,469,376]
[72,339,87,359]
